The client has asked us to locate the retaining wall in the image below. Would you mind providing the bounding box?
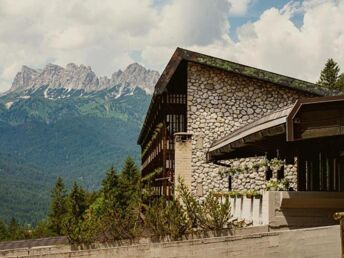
[1,226,341,258]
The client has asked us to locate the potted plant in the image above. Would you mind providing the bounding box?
[268,158,284,171]
[229,191,236,198]
[245,190,254,198]
[236,191,243,198]
[265,178,289,191]
[253,190,262,198]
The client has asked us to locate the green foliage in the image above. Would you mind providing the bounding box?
[176,178,232,232]
[317,58,344,91]
[62,183,89,244]
[244,189,262,198]
[0,219,9,241]
[197,193,231,231]
[265,178,289,191]
[145,198,190,240]
[69,183,88,219]
[336,73,344,90]
[0,88,151,224]
[116,157,141,209]
[31,220,54,239]
[48,177,68,235]
[218,158,284,179]
[7,218,27,240]
[0,153,52,225]
[1,159,233,244]
[73,159,143,243]
[268,158,284,171]
[101,166,119,202]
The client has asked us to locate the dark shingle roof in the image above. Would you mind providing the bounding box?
[138,48,335,144]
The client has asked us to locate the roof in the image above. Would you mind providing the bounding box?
[208,95,344,160]
[209,105,292,153]
[138,47,334,145]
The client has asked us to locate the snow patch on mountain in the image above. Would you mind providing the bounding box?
[5,102,14,109]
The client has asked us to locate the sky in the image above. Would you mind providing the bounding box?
[0,0,344,92]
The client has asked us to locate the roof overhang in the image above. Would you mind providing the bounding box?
[208,95,344,161]
[138,48,335,145]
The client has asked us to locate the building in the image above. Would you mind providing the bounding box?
[138,48,344,229]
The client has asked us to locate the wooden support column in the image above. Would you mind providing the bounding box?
[297,154,306,191]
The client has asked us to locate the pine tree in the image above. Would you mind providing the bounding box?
[117,157,141,209]
[0,219,8,241]
[317,58,340,89]
[62,183,89,243]
[336,73,344,91]
[7,217,25,240]
[48,177,67,235]
[69,183,88,219]
[102,166,119,203]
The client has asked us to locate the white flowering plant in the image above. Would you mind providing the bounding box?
[265,178,289,191]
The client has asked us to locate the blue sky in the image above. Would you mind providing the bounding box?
[229,0,303,40]
[0,0,344,92]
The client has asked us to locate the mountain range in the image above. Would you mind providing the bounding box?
[0,62,158,224]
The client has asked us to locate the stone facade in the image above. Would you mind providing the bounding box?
[228,159,298,192]
[187,63,313,198]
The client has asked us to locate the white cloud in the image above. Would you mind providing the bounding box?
[0,0,343,92]
[232,0,344,82]
[228,0,252,16]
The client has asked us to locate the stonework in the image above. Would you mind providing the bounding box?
[187,63,313,198]
[228,158,298,192]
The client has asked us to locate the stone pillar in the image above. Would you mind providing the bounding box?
[174,133,193,195]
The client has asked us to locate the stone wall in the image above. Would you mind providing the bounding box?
[4,226,341,258]
[187,63,313,198]
[228,158,298,192]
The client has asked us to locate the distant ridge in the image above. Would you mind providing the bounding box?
[0,62,158,224]
[11,62,160,95]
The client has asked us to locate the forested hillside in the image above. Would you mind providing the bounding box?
[0,63,155,224]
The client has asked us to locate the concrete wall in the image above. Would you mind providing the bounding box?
[174,133,193,192]
[230,194,268,226]
[227,191,344,229]
[268,191,344,230]
[186,62,314,199]
[3,226,341,258]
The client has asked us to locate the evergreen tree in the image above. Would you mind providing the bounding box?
[317,58,340,90]
[117,157,141,209]
[102,166,119,203]
[7,217,25,240]
[48,177,67,235]
[32,220,53,239]
[0,219,8,241]
[62,183,89,243]
[336,73,344,90]
[69,183,88,220]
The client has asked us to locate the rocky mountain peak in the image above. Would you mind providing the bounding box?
[111,63,160,94]
[10,62,160,95]
[11,66,40,91]
[66,63,78,70]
